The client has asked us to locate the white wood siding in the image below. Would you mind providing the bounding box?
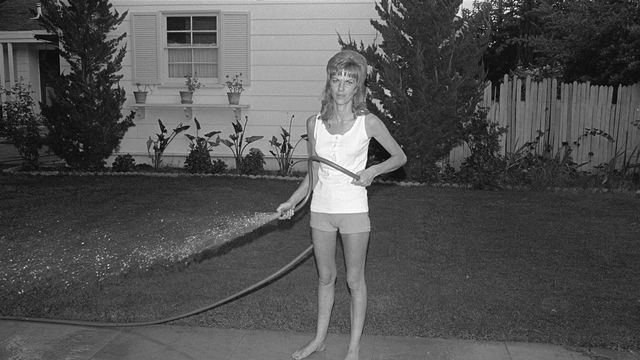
[112,0,379,168]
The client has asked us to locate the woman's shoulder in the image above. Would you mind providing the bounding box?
[363,112,386,136]
[363,112,383,126]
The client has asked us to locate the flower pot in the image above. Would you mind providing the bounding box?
[180,90,194,104]
[227,92,241,105]
[133,91,147,104]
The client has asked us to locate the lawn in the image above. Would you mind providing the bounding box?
[1,173,639,351]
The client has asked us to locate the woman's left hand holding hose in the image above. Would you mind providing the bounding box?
[352,167,376,187]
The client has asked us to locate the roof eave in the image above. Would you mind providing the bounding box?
[0,30,51,43]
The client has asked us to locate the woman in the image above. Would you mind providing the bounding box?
[277,49,406,360]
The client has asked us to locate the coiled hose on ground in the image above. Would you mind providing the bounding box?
[0,155,359,327]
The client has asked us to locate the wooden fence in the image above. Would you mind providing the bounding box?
[449,75,640,172]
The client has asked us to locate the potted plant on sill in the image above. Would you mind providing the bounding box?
[180,73,203,104]
[225,73,244,105]
[133,83,150,104]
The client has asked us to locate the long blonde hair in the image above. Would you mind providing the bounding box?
[319,50,369,122]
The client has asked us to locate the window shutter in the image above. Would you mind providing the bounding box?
[221,12,250,85]
[131,13,161,85]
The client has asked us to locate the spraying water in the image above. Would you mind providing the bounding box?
[0,212,279,295]
[131,211,279,264]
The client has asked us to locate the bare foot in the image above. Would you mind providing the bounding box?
[291,339,326,360]
[344,347,359,360]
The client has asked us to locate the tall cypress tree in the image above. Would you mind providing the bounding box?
[37,0,134,170]
[341,0,490,180]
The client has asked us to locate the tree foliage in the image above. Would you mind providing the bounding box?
[533,0,640,85]
[484,0,640,86]
[483,0,545,84]
[341,0,490,180]
[37,0,134,170]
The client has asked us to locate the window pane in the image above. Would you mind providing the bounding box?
[167,17,190,31]
[193,16,216,31]
[167,32,190,45]
[193,48,216,62]
[194,64,216,78]
[169,64,193,78]
[193,33,216,45]
[168,48,192,62]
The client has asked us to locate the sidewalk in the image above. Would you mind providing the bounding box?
[1,320,638,360]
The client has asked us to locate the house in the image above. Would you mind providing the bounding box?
[0,0,379,169]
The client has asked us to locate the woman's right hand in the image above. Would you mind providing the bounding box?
[276,202,295,220]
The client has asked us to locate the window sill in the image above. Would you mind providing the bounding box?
[156,83,225,90]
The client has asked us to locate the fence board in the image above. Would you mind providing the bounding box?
[630,85,640,161]
[449,76,640,172]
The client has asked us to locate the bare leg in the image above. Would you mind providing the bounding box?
[341,231,370,360]
[292,228,337,360]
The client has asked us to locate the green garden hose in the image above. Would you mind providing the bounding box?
[0,156,360,328]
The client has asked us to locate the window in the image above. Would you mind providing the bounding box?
[131,12,249,87]
[166,15,218,80]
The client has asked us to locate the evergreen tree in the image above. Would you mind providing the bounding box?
[37,0,134,170]
[341,0,490,180]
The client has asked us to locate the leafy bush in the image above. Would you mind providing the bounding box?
[184,145,212,174]
[219,114,263,173]
[183,118,221,174]
[457,108,507,189]
[240,148,265,175]
[146,119,190,170]
[501,129,615,189]
[134,163,154,172]
[0,81,44,170]
[111,154,136,172]
[453,125,625,190]
[268,114,307,176]
[211,159,228,174]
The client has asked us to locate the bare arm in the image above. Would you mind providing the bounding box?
[276,115,319,218]
[353,113,407,187]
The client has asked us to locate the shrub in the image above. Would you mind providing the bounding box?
[501,128,615,189]
[184,144,212,174]
[240,148,265,175]
[211,159,228,174]
[457,108,507,189]
[0,81,44,170]
[134,163,154,172]
[183,118,221,174]
[111,154,136,172]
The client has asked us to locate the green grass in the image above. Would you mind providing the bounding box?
[1,174,639,351]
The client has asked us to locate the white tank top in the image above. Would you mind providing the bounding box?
[310,114,370,213]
